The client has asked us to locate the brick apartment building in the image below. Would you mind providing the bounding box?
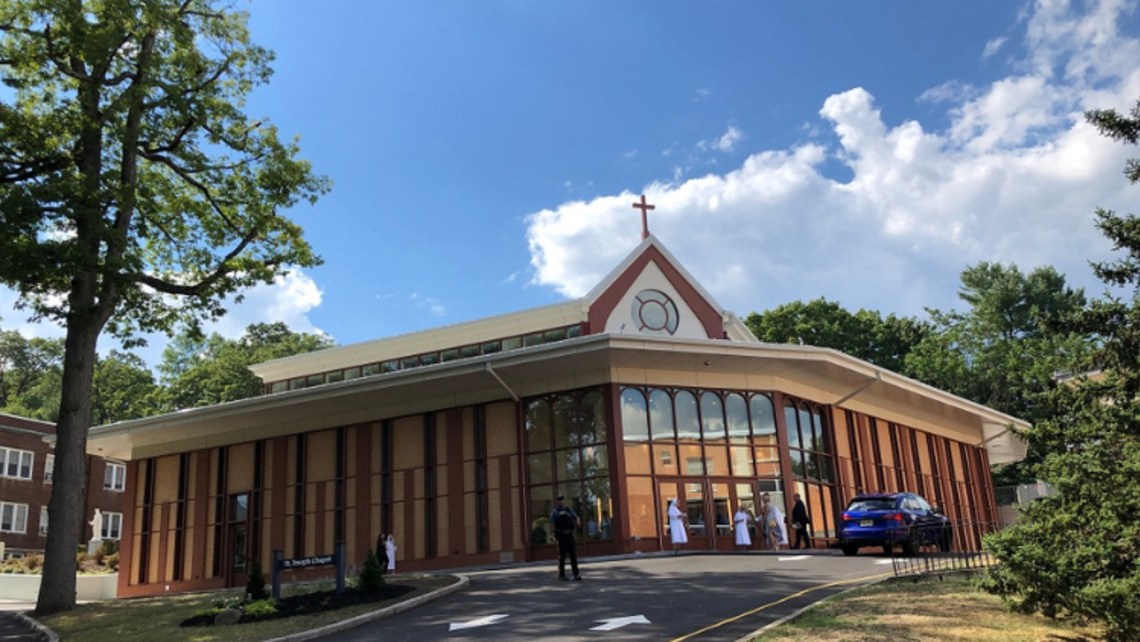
[0,412,126,558]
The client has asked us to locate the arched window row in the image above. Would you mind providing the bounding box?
[619,387,778,445]
[783,398,834,483]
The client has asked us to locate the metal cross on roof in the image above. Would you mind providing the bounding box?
[632,194,655,241]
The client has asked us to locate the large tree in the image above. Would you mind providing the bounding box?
[983,97,1140,641]
[744,298,929,373]
[0,0,328,614]
[904,263,1089,484]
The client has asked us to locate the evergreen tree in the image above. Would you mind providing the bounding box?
[983,96,1140,642]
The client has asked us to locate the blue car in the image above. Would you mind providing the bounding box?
[838,492,952,556]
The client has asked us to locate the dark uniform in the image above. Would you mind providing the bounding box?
[792,497,811,550]
[550,496,581,581]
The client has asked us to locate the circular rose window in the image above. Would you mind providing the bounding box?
[631,289,679,336]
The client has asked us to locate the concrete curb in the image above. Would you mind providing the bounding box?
[731,576,891,642]
[263,574,469,642]
[14,611,59,642]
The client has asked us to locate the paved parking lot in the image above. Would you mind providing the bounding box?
[318,552,898,642]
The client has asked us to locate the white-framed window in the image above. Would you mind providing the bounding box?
[44,454,54,483]
[0,503,29,533]
[100,511,123,540]
[103,462,126,492]
[39,506,48,535]
[0,447,34,480]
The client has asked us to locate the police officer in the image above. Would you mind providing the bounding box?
[550,494,581,581]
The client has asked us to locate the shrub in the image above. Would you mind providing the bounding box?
[192,606,223,620]
[21,554,42,572]
[242,598,277,619]
[359,549,384,592]
[91,547,106,564]
[246,558,268,601]
[101,539,118,556]
[105,552,120,571]
[76,552,87,570]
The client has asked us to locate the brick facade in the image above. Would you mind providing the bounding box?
[0,413,126,557]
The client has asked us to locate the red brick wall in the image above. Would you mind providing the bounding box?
[0,414,126,556]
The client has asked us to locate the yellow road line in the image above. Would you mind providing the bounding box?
[667,570,896,642]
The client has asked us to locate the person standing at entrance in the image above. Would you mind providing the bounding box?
[550,495,581,581]
[385,534,397,573]
[667,498,689,551]
[734,505,752,549]
[376,533,389,574]
[792,494,811,550]
[762,494,788,550]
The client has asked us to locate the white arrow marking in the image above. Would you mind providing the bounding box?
[875,559,894,565]
[448,614,509,632]
[777,555,810,562]
[590,615,650,631]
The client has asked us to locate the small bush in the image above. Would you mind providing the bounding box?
[101,540,118,556]
[105,552,120,571]
[212,595,245,610]
[91,547,106,564]
[75,552,87,570]
[359,549,384,592]
[246,558,268,601]
[22,554,42,572]
[242,598,277,619]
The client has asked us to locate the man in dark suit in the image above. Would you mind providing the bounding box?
[792,494,811,550]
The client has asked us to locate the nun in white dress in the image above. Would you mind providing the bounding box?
[667,499,688,547]
[734,506,752,547]
[764,500,789,549]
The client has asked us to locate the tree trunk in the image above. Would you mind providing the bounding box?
[35,318,101,615]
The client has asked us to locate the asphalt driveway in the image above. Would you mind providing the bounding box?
[317,551,898,642]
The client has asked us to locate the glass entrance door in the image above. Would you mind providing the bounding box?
[227,493,250,587]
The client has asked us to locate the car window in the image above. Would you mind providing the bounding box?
[901,498,917,510]
[846,499,895,511]
[915,496,932,511]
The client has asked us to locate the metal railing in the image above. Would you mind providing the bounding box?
[887,519,1000,578]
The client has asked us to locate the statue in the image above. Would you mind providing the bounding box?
[88,509,104,553]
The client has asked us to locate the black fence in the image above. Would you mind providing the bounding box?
[887,520,1000,578]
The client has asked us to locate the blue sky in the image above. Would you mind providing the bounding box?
[3,0,1140,365]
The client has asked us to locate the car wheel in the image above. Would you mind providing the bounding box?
[841,544,859,556]
[902,538,917,557]
[882,543,893,555]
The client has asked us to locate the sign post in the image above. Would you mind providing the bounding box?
[272,541,347,598]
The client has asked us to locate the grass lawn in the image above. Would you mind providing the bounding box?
[37,574,457,642]
[753,574,1104,642]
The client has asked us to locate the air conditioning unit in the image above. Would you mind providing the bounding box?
[39,525,48,535]
[43,472,53,482]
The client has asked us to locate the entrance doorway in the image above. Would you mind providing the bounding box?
[227,493,250,587]
[657,479,760,550]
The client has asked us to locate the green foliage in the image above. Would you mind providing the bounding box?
[358,549,385,592]
[105,552,119,572]
[159,322,332,409]
[245,558,269,602]
[903,262,1090,485]
[744,298,929,372]
[0,1,327,613]
[241,598,277,619]
[983,96,1140,642]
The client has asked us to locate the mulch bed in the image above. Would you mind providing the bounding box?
[180,583,416,627]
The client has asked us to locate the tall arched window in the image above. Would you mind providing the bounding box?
[620,389,649,441]
[675,391,700,441]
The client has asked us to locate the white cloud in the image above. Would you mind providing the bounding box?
[697,125,744,153]
[409,292,445,317]
[525,0,1140,321]
[622,149,638,159]
[983,36,1009,59]
[693,88,711,102]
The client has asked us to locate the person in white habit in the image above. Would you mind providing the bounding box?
[385,534,397,572]
[761,493,788,550]
[734,504,752,549]
[667,498,688,551]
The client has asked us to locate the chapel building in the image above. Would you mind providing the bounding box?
[88,232,1027,597]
